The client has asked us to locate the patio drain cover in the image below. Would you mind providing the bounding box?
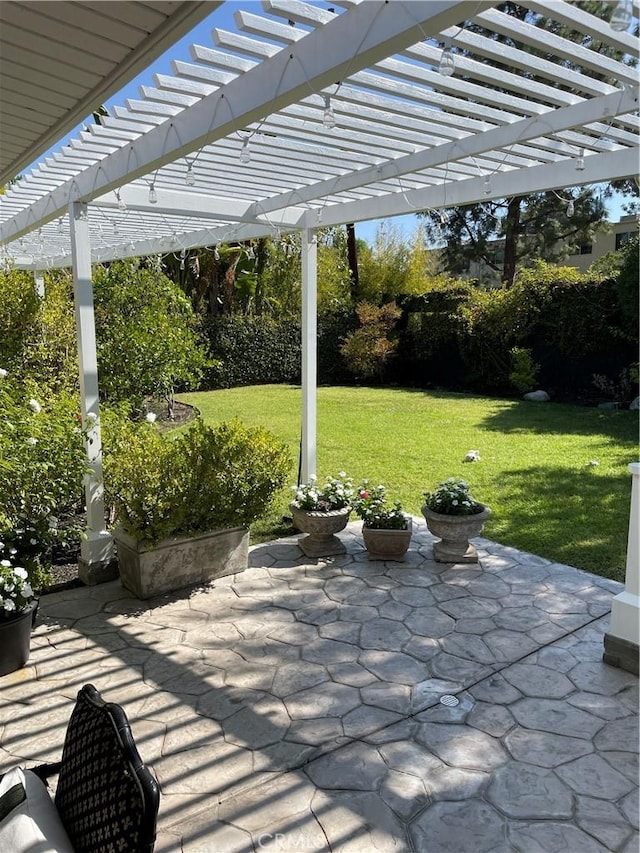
[439,694,459,707]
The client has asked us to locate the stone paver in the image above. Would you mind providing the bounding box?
[0,518,637,852]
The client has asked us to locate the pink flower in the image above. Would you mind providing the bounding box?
[360,491,370,499]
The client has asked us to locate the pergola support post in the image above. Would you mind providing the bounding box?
[33,270,45,298]
[603,462,640,674]
[69,201,116,584]
[300,228,317,484]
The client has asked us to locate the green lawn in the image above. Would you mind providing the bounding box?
[178,385,638,582]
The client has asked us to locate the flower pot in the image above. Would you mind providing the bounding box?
[362,519,412,561]
[0,601,38,677]
[114,526,249,599]
[290,504,351,558]
[421,505,491,564]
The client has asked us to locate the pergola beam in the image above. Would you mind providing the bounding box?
[0,1,491,245]
[309,147,640,228]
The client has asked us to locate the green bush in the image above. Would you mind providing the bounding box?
[0,373,89,588]
[104,418,291,544]
[93,259,209,410]
[509,347,540,394]
[204,315,301,388]
[0,269,78,396]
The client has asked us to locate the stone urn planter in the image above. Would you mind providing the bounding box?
[421,505,491,564]
[362,518,413,561]
[290,504,351,558]
[114,526,249,599]
[0,601,38,677]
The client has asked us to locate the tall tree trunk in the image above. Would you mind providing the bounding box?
[346,223,359,301]
[502,196,522,287]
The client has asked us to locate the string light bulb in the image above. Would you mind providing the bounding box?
[610,0,632,31]
[148,182,158,204]
[240,138,251,164]
[116,190,127,211]
[185,163,195,186]
[566,199,575,217]
[483,175,492,195]
[439,40,455,77]
[575,149,585,171]
[323,94,336,129]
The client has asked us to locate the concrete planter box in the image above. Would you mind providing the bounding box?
[362,519,413,561]
[114,526,249,599]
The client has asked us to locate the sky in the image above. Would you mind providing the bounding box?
[31,0,628,246]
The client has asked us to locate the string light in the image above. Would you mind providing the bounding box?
[439,210,448,225]
[185,163,195,186]
[148,182,158,204]
[240,138,251,164]
[566,199,575,217]
[575,149,585,171]
[180,248,186,270]
[214,245,220,260]
[323,94,336,129]
[439,40,455,77]
[116,190,127,211]
[483,175,492,194]
[610,0,632,31]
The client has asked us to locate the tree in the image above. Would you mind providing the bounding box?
[419,1,637,286]
[421,191,608,286]
[93,259,209,414]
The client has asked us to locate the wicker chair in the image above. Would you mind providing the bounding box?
[2,683,160,853]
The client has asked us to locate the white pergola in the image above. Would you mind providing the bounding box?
[1,0,638,657]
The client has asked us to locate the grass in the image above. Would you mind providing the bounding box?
[178,385,638,582]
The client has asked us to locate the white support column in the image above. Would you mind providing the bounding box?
[300,228,317,484]
[604,462,640,673]
[33,270,45,299]
[69,201,114,580]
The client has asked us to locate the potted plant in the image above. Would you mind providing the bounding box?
[353,482,412,561]
[290,472,353,558]
[104,418,290,598]
[422,478,491,564]
[0,546,38,677]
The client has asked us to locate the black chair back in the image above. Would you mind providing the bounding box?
[54,684,160,853]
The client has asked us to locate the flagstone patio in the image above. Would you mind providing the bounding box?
[0,520,637,852]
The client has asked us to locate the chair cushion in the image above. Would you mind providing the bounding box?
[0,767,74,853]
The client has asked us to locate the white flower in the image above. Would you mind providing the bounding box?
[28,398,41,414]
[85,411,98,422]
[27,437,38,446]
[13,567,27,580]
[22,583,33,598]
[0,559,10,568]
[0,368,7,379]
[145,412,157,423]
[3,599,15,612]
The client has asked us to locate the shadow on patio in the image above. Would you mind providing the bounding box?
[1,521,637,852]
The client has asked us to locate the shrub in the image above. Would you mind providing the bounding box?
[104,418,291,544]
[0,373,89,588]
[509,347,540,394]
[340,301,401,380]
[204,315,301,388]
[0,269,77,396]
[93,259,209,411]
